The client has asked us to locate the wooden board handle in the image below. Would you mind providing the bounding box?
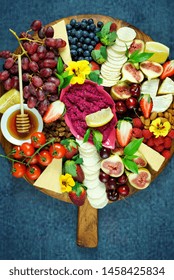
[77,199,98,248]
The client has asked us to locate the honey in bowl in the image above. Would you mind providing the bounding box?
[7,109,38,140]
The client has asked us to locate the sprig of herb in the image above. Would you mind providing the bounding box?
[122,138,144,173]
[96,22,117,46]
[83,128,103,152]
[128,50,154,64]
[55,57,73,92]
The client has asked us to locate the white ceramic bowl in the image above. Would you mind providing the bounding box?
[0,104,43,145]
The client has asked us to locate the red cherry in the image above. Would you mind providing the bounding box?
[126,97,138,109]
[117,185,130,196]
[117,173,128,185]
[130,84,141,98]
[115,101,127,114]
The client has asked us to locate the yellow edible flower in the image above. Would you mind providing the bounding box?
[149,117,171,138]
[60,173,75,193]
[66,60,91,84]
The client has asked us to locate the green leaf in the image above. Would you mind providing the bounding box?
[100,22,112,36]
[61,71,70,78]
[83,128,91,143]
[61,74,74,89]
[64,160,77,177]
[124,155,138,160]
[75,157,83,165]
[124,138,144,156]
[92,130,103,152]
[57,57,64,74]
[122,158,139,174]
[88,71,103,85]
[128,50,154,63]
[100,46,107,59]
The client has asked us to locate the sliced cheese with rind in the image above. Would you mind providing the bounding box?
[52,20,72,64]
[117,27,136,42]
[138,143,165,171]
[158,77,174,94]
[33,158,62,193]
[152,94,173,112]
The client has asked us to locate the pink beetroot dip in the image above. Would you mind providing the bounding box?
[60,80,117,149]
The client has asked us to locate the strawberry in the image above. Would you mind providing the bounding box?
[90,61,100,71]
[61,138,79,159]
[160,60,174,79]
[94,42,103,50]
[139,94,153,119]
[116,120,133,147]
[43,100,65,123]
[69,182,87,206]
[110,23,117,32]
[64,159,84,183]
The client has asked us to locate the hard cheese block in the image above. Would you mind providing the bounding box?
[34,158,62,193]
[138,142,165,172]
[52,20,72,65]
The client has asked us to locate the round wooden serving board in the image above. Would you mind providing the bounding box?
[0,15,173,248]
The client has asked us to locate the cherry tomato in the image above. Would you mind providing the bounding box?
[21,142,35,157]
[25,164,41,180]
[12,145,23,159]
[25,154,38,165]
[49,143,66,159]
[37,150,52,166]
[31,132,46,148]
[12,162,26,178]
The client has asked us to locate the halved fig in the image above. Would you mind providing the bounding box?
[140,61,163,80]
[101,154,124,177]
[133,151,147,168]
[121,62,144,83]
[128,168,151,189]
[111,81,131,100]
[128,39,145,57]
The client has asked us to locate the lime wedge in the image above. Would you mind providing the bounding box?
[85,107,114,127]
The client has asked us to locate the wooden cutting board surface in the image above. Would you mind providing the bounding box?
[0,15,173,247]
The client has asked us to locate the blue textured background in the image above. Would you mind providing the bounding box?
[0,0,174,260]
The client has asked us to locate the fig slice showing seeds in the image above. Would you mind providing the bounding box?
[121,62,144,83]
[128,167,151,189]
[133,151,147,168]
[101,154,124,177]
[111,81,131,100]
[128,39,145,57]
[140,61,163,80]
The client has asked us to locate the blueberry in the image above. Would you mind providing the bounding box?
[82,44,88,50]
[89,32,95,39]
[77,48,83,55]
[71,28,76,36]
[75,22,81,30]
[88,45,94,52]
[82,19,88,24]
[94,36,99,43]
[78,56,85,61]
[97,21,104,28]
[68,36,73,43]
[83,30,89,38]
[91,40,97,46]
[66,24,72,30]
[70,49,77,57]
[90,24,96,31]
[70,44,77,50]
[88,56,93,62]
[86,25,90,31]
[67,30,72,36]
[71,37,78,44]
[79,37,85,43]
[81,22,87,29]
[95,27,101,33]
[83,50,90,57]
[77,42,82,48]
[88,18,94,24]
[76,30,83,39]
[70,19,76,26]
[84,37,91,45]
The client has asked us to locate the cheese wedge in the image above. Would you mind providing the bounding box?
[141,78,160,97]
[138,143,165,172]
[158,77,174,95]
[52,20,72,65]
[34,158,62,193]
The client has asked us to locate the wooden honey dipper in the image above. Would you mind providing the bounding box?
[16,55,30,133]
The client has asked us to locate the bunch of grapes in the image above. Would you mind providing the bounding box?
[0,20,66,115]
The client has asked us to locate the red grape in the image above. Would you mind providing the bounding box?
[45,26,54,38]
[0,50,12,58]
[27,96,37,108]
[29,61,39,72]
[40,68,52,78]
[47,76,60,86]
[36,89,45,101]
[30,20,42,31]
[4,57,15,69]
[37,45,47,59]
[31,76,43,87]
[4,77,14,90]
[30,53,40,62]
[23,85,31,99]
[38,26,46,39]
[0,70,9,81]
[28,83,37,96]
[42,82,57,93]
[43,59,57,68]
[22,57,30,71]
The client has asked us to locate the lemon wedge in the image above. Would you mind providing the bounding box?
[85,107,114,127]
[145,41,169,64]
[0,89,20,114]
